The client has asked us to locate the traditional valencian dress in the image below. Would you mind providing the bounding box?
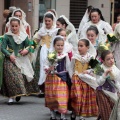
[80,20,113,39]
[1,26,39,98]
[112,23,120,70]
[45,53,71,113]
[33,11,58,85]
[70,52,98,117]
[96,64,120,120]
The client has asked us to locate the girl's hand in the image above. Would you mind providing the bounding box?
[45,66,54,74]
[83,70,89,74]
[104,69,112,76]
[10,55,16,63]
[117,92,120,97]
[19,49,29,56]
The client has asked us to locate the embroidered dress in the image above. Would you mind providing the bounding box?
[70,53,98,116]
[1,34,39,98]
[45,54,70,114]
[96,64,120,120]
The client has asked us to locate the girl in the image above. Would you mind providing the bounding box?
[56,28,73,60]
[70,39,98,120]
[80,8,113,39]
[33,11,58,93]
[5,8,31,39]
[96,50,120,120]
[56,15,78,52]
[86,25,106,49]
[44,36,71,120]
[1,17,39,105]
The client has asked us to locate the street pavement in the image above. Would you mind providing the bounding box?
[0,95,97,120]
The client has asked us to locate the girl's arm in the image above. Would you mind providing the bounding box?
[1,35,11,57]
[97,69,112,86]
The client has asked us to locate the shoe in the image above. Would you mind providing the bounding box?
[50,117,57,120]
[70,113,76,120]
[38,92,45,98]
[15,96,21,102]
[8,98,14,105]
[7,102,13,105]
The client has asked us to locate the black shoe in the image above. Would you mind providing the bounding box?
[50,117,57,120]
[7,102,13,105]
[15,96,21,102]
[38,93,45,98]
[70,113,76,120]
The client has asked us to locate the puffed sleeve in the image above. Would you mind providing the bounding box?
[1,35,11,57]
[103,22,113,34]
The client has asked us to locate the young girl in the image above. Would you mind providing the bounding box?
[5,8,31,39]
[96,50,120,120]
[56,28,73,60]
[70,39,98,120]
[86,25,106,49]
[44,36,71,120]
[1,17,39,104]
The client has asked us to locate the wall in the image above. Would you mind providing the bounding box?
[56,0,70,19]
[32,0,39,32]
[0,0,4,35]
[88,0,111,24]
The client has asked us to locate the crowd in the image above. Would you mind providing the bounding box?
[0,5,120,120]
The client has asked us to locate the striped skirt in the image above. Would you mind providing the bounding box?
[96,90,114,120]
[1,58,39,98]
[45,74,69,114]
[71,75,98,116]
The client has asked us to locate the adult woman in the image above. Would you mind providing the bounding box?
[1,17,39,104]
[78,5,93,39]
[80,8,113,39]
[5,8,31,39]
[56,15,78,52]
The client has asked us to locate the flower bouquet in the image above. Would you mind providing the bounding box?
[97,42,111,55]
[94,64,104,76]
[47,51,58,74]
[107,33,119,43]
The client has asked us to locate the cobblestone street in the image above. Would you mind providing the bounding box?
[0,95,97,120]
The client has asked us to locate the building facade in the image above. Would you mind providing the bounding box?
[0,0,118,35]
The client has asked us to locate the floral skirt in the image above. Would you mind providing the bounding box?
[45,74,69,114]
[71,74,98,116]
[1,58,39,98]
[0,52,4,88]
[96,90,114,120]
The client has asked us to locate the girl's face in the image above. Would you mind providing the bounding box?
[45,17,53,29]
[117,16,120,23]
[10,21,20,34]
[90,12,100,24]
[78,41,89,55]
[103,53,114,67]
[59,30,66,40]
[54,40,64,54]
[56,21,66,29]
[87,30,98,44]
[14,11,22,20]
